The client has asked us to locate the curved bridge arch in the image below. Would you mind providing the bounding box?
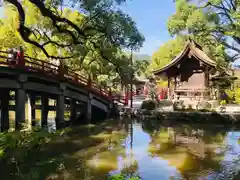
[0,51,121,131]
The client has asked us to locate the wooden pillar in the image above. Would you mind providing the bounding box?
[30,95,36,125]
[217,84,220,102]
[55,94,64,129]
[167,77,170,100]
[174,77,177,90]
[0,89,10,132]
[70,99,76,124]
[15,88,25,130]
[174,77,177,99]
[58,60,64,78]
[86,93,92,122]
[26,94,32,130]
[41,95,49,128]
[56,84,66,129]
[107,102,113,119]
[87,74,92,88]
[108,88,112,99]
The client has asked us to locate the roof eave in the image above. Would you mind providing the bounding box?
[152,44,191,75]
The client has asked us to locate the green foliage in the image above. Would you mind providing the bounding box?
[168,0,240,64]
[234,88,240,104]
[110,174,141,180]
[0,127,70,179]
[225,89,235,100]
[133,60,149,77]
[1,0,145,89]
[220,100,227,106]
[225,88,240,104]
[148,36,186,71]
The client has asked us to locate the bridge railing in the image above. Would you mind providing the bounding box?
[25,56,59,74]
[0,50,124,104]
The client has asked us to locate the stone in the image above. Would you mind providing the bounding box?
[173,100,184,111]
[196,100,211,111]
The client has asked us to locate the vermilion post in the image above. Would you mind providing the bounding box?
[17,46,25,68]
[124,91,128,106]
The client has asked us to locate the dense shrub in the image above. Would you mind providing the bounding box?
[225,89,240,104]
[140,100,157,110]
[0,127,71,179]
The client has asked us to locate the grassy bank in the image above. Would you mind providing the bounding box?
[0,119,138,180]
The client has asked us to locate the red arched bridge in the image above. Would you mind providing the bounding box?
[0,50,125,132]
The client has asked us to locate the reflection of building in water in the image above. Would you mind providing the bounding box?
[148,126,226,179]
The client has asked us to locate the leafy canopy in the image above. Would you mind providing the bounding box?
[149,36,186,72]
[1,0,145,86]
[168,0,240,62]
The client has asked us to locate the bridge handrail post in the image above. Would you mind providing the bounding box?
[58,60,64,78]
[74,73,78,82]
[87,74,92,88]
[16,47,25,68]
[108,88,112,99]
[41,61,45,71]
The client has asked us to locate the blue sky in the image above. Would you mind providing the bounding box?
[0,0,176,56]
[121,0,176,55]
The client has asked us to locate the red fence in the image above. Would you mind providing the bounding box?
[0,50,125,104]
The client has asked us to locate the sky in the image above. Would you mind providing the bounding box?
[0,0,176,56]
[121,0,176,56]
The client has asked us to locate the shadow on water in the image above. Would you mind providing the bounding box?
[0,116,240,180]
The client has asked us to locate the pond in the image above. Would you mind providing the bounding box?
[1,117,240,180]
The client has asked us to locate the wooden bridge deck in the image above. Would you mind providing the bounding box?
[0,50,124,131]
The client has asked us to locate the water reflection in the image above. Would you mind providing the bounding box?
[2,117,239,180]
[140,119,240,180]
[52,118,240,180]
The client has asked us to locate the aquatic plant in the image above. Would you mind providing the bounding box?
[110,174,141,180]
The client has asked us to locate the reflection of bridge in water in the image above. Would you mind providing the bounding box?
[0,51,123,132]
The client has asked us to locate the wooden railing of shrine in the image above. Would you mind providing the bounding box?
[0,50,125,105]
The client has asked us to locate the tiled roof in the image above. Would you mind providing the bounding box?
[153,39,217,75]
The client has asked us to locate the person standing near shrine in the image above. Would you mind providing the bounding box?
[17,46,25,67]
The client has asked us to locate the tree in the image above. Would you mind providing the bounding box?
[133,59,150,77]
[1,0,144,90]
[168,0,240,63]
[2,0,144,75]
[148,36,186,72]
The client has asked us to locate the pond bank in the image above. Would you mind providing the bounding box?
[135,109,240,124]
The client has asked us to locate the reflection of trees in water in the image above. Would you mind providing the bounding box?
[141,118,163,134]
[142,119,235,180]
[118,118,140,178]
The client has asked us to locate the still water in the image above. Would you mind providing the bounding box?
[3,116,240,180]
[39,118,240,180]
